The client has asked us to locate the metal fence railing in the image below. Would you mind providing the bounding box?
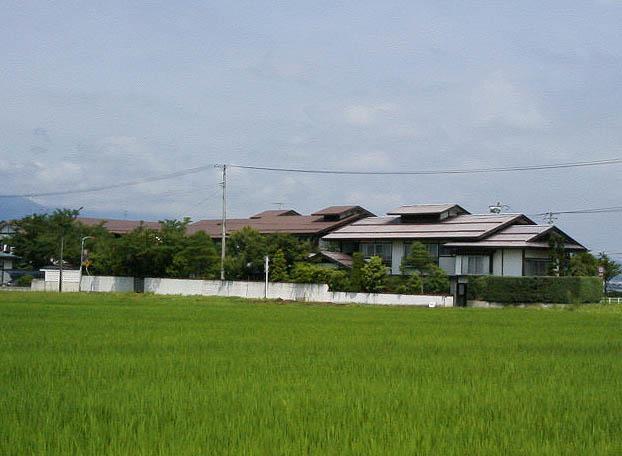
[603,297,622,304]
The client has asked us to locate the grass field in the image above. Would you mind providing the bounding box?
[1,292,621,455]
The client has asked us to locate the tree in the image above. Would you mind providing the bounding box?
[9,208,100,269]
[166,231,220,279]
[350,252,365,291]
[548,232,569,276]
[270,249,288,282]
[226,227,268,279]
[569,252,598,277]
[598,252,621,294]
[401,242,434,274]
[361,256,387,293]
[423,264,450,294]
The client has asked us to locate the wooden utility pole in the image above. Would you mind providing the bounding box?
[220,164,227,281]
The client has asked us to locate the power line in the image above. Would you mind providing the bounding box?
[229,156,622,175]
[531,206,622,216]
[0,163,219,198]
[2,156,622,198]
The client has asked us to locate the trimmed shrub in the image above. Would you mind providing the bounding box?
[468,276,603,304]
[16,275,33,287]
[289,263,350,292]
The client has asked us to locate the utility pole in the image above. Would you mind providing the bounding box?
[220,164,227,281]
[544,211,557,225]
[58,234,64,293]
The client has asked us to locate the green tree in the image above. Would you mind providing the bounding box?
[548,232,569,276]
[226,227,268,279]
[401,242,434,274]
[361,256,387,293]
[423,264,450,294]
[270,249,289,282]
[167,231,220,279]
[9,208,100,269]
[598,252,621,294]
[569,252,599,277]
[350,252,365,291]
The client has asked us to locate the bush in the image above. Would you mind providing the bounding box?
[289,263,350,291]
[468,276,603,304]
[423,265,450,294]
[16,275,33,287]
[361,256,387,293]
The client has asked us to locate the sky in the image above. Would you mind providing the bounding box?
[1,1,621,255]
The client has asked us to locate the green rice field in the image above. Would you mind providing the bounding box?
[1,292,621,455]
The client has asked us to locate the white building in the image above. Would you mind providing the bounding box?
[322,204,586,305]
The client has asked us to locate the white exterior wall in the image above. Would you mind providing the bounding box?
[81,276,135,292]
[502,249,523,276]
[391,240,404,275]
[145,278,453,307]
[42,269,81,283]
[30,275,453,306]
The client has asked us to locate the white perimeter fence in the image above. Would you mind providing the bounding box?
[31,276,453,307]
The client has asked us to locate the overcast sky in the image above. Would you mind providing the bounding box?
[1,1,621,254]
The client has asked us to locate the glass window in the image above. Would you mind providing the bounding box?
[404,242,439,259]
[461,255,489,275]
[360,242,392,265]
[524,259,549,276]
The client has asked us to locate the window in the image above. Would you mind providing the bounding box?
[461,255,489,275]
[403,242,439,259]
[524,259,550,276]
[360,242,392,265]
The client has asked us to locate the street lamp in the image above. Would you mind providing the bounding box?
[79,236,94,292]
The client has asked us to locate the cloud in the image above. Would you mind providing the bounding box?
[343,103,396,126]
[472,72,548,130]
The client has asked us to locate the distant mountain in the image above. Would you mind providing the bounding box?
[0,197,47,221]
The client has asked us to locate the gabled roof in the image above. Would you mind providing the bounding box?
[311,205,373,217]
[445,224,587,251]
[323,213,534,241]
[251,209,301,218]
[314,251,354,268]
[387,203,469,216]
[188,206,374,238]
[78,217,161,234]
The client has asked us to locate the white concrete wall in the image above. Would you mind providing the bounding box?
[31,279,79,292]
[81,276,135,292]
[42,269,81,283]
[32,276,134,293]
[502,249,523,276]
[145,278,453,307]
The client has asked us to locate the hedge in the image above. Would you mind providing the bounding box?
[467,276,603,304]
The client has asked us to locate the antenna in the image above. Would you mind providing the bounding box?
[272,202,285,210]
[488,201,510,214]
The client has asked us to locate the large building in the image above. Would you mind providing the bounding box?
[187,205,374,243]
[323,203,586,302]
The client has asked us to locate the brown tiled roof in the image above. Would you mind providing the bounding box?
[324,214,533,241]
[317,251,354,268]
[251,209,301,218]
[188,206,373,238]
[445,225,586,251]
[387,203,468,216]
[78,217,161,234]
[311,205,371,216]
